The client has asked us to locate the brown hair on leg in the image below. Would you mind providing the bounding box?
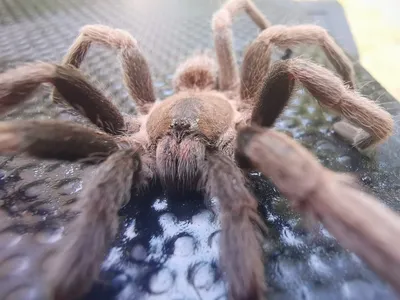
[55,25,156,114]
[0,63,54,114]
[49,149,146,299]
[237,126,400,295]
[212,0,271,93]
[240,39,273,101]
[205,153,266,300]
[212,8,240,92]
[244,58,393,149]
[0,63,126,135]
[240,24,356,103]
[250,56,295,127]
[0,120,118,161]
[285,58,393,149]
[218,0,271,29]
[264,25,355,87]
[54,65,125,134]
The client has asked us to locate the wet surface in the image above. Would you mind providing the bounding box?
[0,0,400,299]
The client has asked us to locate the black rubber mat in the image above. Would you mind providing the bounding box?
[0,0,400,299]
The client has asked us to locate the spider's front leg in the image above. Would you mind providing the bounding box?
[248,58,393,150]
[212,0,272,93]
[0,63,126,135]
[236,126,400,296]
[205,153,267,300]
[54,24,156,114]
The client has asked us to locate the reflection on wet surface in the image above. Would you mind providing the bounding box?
[0,0,400,299]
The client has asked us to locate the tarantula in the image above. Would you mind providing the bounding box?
[0,0,395,299]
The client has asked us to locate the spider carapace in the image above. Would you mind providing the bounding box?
[147,92,234,143]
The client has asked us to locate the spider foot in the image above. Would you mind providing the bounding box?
[333,119,380,155]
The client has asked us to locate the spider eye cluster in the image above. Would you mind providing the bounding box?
[169,118,192,131]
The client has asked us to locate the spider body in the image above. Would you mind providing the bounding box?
[144,90,235,189]
[147,92,234,141]
[0,0,394,299]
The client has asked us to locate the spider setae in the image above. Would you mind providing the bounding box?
[0,0,394,299]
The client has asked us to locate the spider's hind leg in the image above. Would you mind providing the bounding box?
[248,58,393,150]
[172,52,217,92]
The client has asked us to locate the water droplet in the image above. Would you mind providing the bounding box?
[0,170,5,185]
[361,174,372,185]
[131,244,147,261]
[162,89,174,97]
[337,155,351,165]
[152,198,168,211]
[124,220,138,240]
[35,227,64,244]
[174,235,195,256]
[57,178,82,195]
[5,286,44,300]
[111,274,129,291]
[0,232,22,248]
[190,262,214,289]
[309,254,331,276]
[316,141,336,152]
[0,255,29,277]
[154,81,165,88]
[102,247,122,270]
[208,231,220,251]
[281,227,303,246]
[149,268,175,294]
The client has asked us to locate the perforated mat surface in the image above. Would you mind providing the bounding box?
[1,0,400,299]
